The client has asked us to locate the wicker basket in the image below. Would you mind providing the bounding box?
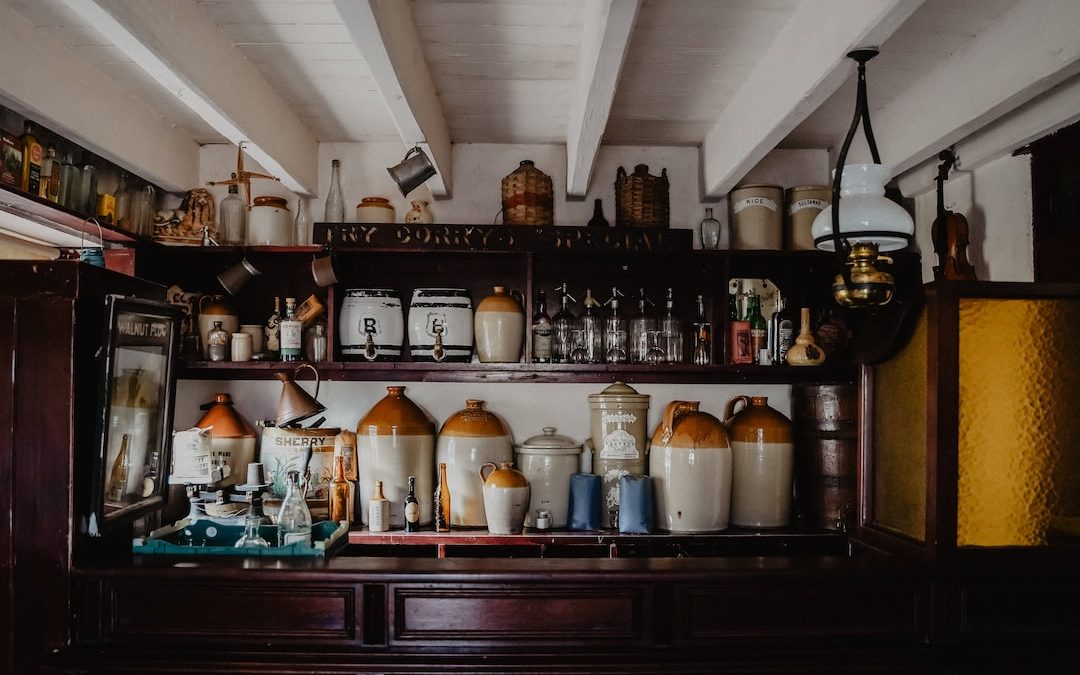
[616,165,669,228]
[501,160,553,225]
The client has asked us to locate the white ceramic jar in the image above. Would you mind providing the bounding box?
[649,401,732,532]
[515,427,582,528]
[339,289,404,361]
[248,196,293,246]
[480,462,530,535]
[408,288,473,362]
[436,400,513,527]
[474,286,524,363]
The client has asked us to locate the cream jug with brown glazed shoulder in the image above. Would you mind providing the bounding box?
[474,286,524,362]
[436,399,513,527]
[650,401,732,532]
[588,382,650,528]
[724,396,794,527]
[479,462,529,535]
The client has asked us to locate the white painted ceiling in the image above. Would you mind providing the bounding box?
[3,0,1026,159]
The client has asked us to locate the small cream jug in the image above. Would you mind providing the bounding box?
[479,462,530,535]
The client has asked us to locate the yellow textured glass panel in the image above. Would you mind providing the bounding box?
[958,298,1080,547]
[872,311,928,541]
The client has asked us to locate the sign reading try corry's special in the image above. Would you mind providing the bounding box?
[315,222,691,253]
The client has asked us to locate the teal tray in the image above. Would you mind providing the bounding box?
[133,519,348,558]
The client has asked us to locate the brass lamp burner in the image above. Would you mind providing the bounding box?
[832,242,895,307]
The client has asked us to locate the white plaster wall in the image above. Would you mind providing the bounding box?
[910,153,1033,282]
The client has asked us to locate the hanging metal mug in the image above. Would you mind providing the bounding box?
[387,146,437,197]
[216,258,262,295]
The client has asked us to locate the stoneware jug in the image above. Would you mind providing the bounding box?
[474,286,524,363]
[436,400,513,527]
[197,295,238,360]
[355,386,435,527]
[479,462,530,535]
[724,396,794,528]
[649,401,732,532]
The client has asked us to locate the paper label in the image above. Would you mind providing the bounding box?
[788,198,827,215]
[733,197,778,214]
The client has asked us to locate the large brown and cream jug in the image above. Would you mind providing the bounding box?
[436,399,513,527]
[724,396,794,527]
[356,386,435,527]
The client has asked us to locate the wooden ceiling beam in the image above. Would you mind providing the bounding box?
[333,0,452,197]
[61,0,319,195]
[0,2,198,192]
[701,0,925,198]
[566,0,642,198]
[870,0,1080,181]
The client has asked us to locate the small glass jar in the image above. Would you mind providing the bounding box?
[699,207,726,250]
[305,322,328,362]
[207,320,229,362]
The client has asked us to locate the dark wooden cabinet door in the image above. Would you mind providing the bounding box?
[0,298,13,675]
[1031,120,1080,282]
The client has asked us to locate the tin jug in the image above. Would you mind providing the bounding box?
[587,381,650,528]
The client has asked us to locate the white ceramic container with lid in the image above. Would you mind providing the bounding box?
[514,427,582,528]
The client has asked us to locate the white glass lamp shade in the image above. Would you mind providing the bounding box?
[811,163,914,252]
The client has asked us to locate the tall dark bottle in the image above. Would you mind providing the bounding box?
[404,475,420,532]
[745,294,767,364]
[531,290,553,363]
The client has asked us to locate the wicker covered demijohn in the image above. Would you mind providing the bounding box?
[616,164,670,228]
[501,160,554,226]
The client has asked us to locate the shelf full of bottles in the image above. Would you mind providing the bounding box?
[133,245,920,384]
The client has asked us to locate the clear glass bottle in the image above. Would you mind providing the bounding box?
[324,159,345,223]
[40,143,60,202]
[434,462,450,533]
[277,470,312,547]
[234,514,271,549]
[745,294,768,364]
[131,183,156,237]
[207,320,229,362]
[76,152,97,215]
[265,296,282,357]
[699,207,727,250]
[628,289,656,364]
[328,455,353,523]
[691,293,712,365]
[661,288,684,364]
[280,297,302,362]
[369,480,390,533]
[58,152,79,210]
[531,290,553,363]
[603,287,628,364]
[305,322,328,362]
[404,475,420,532]
[219,174,246,245]
[551,283,577,364]
[294,197,311,245]
[113,171,131,231]
[578,289,603,364]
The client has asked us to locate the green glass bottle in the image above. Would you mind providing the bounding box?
[744,294,767,364]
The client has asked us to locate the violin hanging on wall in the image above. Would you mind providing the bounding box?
[931,150,978,281]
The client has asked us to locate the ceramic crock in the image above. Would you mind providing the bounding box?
[479,462,530,535]
[474,286,524,363]
[356,196,395,223]
[339,289,404,361]
[649,401,732,532]
[515,427,582,528]
[729,183,783,250]
[785,185,830,251]
[248,195,292,245]
[436,399,513,527]
[197,295,238,360]
[194,392,257,488]
[588,381,650,528]
[724,395,794,527]
[356,386,435,527]
[408,288,473,362]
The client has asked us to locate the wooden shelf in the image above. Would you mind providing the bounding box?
[0,183,151,245]
[179,359,857,384]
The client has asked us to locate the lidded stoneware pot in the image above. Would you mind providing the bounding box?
[724,396,794,528]
[474,286,525,363]
[436,399,513,527]
[479,462,530,535]
[515,427,582,528]
[356,386,435,527]
[649,401,732,532]
[588,381,650,528]
[195,392,257,488]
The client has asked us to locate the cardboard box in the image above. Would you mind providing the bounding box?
[1,131,21,187]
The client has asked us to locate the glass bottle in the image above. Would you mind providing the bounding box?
[40,144,60,202]
[628,289,656,364]
[280,297,302,362]
[294,197,311,245]
[603,287,628,363]
[745,294,768,364]
[324,159,345,223]
[131,183,155,237]
[305,322,328,362]
[58,152,79,210]
[113,172,131,230]
[207,320,229,362]
[773,295,795,365]
[691,293,712,365]
[234,514,271,549]
[551,283,577,364]
[106,433,131,503]
[531,290,553,363]
[76,152,97,215]
[264,296,282,357]
[219,174,246,245]
[587,199,609,228]
[434,462,451,533]
[19,121,42,195]
[369,480,390,533]
[277,470,312,547]
[329,455,353,523]
[576,289,603,364]
[661,288,684,364]
[404,475,420,532]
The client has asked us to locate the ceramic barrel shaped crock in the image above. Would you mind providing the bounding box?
[480,462,530,535]
[436,399,513,527]
[339,289,404,361]
[356,386,435,527]
[725,395,795,528]
[649,401,732,532]
[408,288,473,362]
[474,286,524,363]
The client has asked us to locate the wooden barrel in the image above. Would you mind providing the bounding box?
[792,384,858,531]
